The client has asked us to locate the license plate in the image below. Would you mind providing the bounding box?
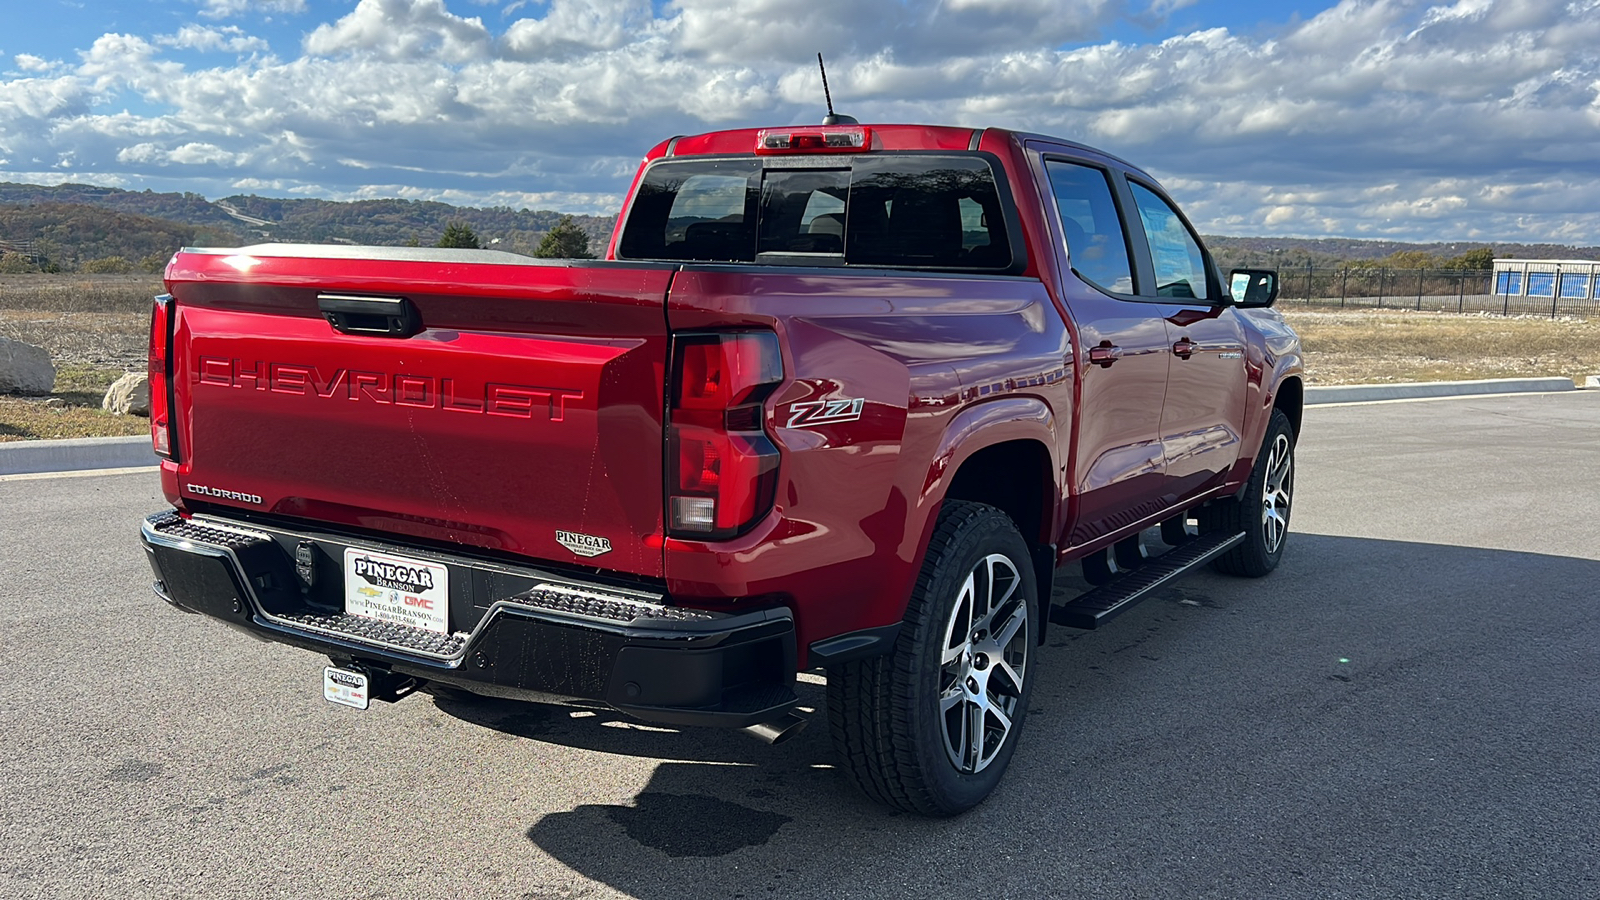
[323,666,370,710]
[342,547,450,634]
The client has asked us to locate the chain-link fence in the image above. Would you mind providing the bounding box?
[1271,266,1599,318]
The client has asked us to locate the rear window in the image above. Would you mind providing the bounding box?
[617,155,1016,271]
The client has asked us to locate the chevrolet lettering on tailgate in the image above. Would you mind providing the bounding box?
[196,356,582,421]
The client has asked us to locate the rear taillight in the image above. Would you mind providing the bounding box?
[668,333,783,538]
[148,293,176,460]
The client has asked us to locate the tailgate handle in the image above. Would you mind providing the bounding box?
[317,293,422,338]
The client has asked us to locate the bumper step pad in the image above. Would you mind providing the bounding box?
[508,585,716,624]
[277,611,467,658]
[147,511,271,551]
[1051,531,1245,629]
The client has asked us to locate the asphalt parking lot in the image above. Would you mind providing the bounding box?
[2,391,1597,899]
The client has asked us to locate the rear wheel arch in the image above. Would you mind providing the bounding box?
[939,433,1058,644]
[944,439,1055,547]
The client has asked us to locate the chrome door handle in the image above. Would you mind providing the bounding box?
[1088,343,1122,367]
[1172,338,1196,359]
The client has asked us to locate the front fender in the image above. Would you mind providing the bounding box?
[1232,309,1304,486]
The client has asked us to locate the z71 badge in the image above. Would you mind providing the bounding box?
[786,397,865,428]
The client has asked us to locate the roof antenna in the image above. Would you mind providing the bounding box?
[818,53,858,126]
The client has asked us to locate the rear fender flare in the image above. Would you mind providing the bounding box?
[922,397,1057,506]
[905,398,1060,586]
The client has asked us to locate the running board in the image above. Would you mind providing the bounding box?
[1050,531,1246,629]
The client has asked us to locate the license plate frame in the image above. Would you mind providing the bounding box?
[342,547,450,635]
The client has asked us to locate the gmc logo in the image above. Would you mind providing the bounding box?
[197,358,583,421]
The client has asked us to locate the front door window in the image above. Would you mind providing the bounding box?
[1128,182,1208,301]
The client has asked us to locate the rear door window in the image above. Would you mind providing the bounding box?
[1044,160,1134,295]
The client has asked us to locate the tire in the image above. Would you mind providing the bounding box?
[826,500,1036,816]
[1199,408,1295,577]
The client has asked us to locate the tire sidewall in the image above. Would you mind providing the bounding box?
[1239,410,1295,574]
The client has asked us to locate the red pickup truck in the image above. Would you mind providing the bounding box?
[140,122,1302,815]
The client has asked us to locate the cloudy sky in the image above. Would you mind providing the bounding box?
[2,0,1597,242]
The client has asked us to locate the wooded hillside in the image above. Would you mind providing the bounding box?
[2,180,1597,274]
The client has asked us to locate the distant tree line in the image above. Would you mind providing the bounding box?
[4,179,1596,275]
[434,216,595,258]
[1344,247,1497,270]
[1208,237,1598,271]
[0,181,616,272]
[0,203,234,273]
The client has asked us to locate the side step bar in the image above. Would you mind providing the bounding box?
[1050,531,1246,629]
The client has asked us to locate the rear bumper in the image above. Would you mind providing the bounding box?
[139,511,797,728]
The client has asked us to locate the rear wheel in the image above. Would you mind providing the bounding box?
[1199,409,1295,576]
[827,500,1036,816]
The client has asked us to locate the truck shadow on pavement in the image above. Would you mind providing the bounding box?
[449,534,1600,899]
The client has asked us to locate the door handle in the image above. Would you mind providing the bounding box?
[1172,338,1196,359]
[1088,342,1122,368]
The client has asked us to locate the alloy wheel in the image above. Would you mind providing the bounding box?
[1261,433,1293,554]
[938,553,1029,774]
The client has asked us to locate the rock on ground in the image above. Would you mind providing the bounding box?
[103,371,151,416]
[0,336,55,395]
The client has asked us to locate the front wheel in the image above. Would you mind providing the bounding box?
[827,500,1036,816]
[1200,408,1295,577]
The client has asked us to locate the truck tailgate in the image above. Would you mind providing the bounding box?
[164,245,674,579]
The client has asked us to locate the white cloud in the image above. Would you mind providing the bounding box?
[501,0,652,60]
[0,0,1596,244]
[198,0,308,19]
[159,25,270,54]
[304,0,493,63]
[12,54,57,73]
[117,141,244,166]
[669,0,1122,65]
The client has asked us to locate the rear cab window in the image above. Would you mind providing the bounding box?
[617,154,1021,272]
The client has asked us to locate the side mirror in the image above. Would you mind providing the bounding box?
[1230,268,1279,307]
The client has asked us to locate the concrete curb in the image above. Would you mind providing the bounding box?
[1306,377,1578,406]
[0,435,156,476]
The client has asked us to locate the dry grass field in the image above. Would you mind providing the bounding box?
[1284,309,1600,386]
[0,275,158,441]
[1,275,1596,441]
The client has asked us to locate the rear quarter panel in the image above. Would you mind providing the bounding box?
[663,267,1069,658]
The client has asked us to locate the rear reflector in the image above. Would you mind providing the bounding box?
[755,126,871,154]
[668,333,783,538]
